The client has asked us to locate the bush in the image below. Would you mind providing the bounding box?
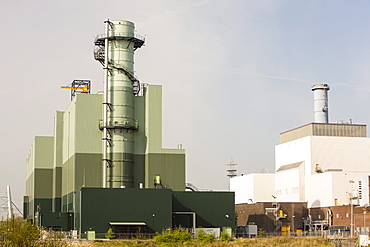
[154,227,192,243]
[105,227,115,240]
[0,217,40,246]
[0,217,69,247]
[257,228,266,238]
[220,231,230,241]
[196,228,215,243]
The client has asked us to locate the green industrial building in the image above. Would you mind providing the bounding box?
[24,20,234,237]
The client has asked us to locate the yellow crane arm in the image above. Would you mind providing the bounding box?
[60,86,89,93]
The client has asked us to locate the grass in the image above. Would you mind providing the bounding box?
[89,237,335,247]
[0,220,337,247]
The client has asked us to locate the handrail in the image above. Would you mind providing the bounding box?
[95,32,145,42]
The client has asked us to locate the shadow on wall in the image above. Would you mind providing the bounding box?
[311,200,321,208]
[248,214,277,233]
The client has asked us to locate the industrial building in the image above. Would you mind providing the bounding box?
[235,202,308,236]
[24,20,235,237]
[231,83,370,235]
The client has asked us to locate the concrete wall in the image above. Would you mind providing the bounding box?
[359,175,370,206]
[276,136,370,175]
[305,172,368,208]
[275,165,304,202]
[231,173,275,204]
[275,137,311,173]
[269,134,370,208]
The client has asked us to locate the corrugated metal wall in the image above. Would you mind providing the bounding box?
[280,123,366,144]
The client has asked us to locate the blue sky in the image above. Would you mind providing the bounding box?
[1,0,370,216]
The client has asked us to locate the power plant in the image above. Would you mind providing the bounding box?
[231,83,370,236]
[24,19,370,239]
[23,20,235,237]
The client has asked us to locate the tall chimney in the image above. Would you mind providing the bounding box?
[311,83,330,123]
[94,20,145,188]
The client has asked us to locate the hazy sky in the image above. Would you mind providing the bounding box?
[1,0,370,217]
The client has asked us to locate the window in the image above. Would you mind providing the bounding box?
[359,181,362,199]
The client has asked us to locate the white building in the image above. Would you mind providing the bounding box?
[231,123,370,208]
[359,175,370,206]
[230,173,275,204]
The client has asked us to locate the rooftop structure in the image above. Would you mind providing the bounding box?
[280,123,366,144]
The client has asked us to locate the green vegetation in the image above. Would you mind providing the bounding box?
[196,228,215,243]
[153,227,192,243]
[91,237,335,246]
[0,217,39,246]
[257,228,266,238]
[90,227,335,247]
[0,217,68,247]
[0,221,337,247]
[220,231,230,241]
[105,228,115,240]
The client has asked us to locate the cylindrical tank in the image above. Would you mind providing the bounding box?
[96,20,144,188]
[311,83,330,123]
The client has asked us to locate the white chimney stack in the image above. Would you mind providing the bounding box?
[312,83,330,123]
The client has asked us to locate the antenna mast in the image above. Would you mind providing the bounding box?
[226,158,237,190]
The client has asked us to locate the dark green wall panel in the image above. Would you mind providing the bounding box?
[53,198,61,213]
[79,188,172,234]
[39,212,73,231]
[172,191,235,229]
[34,169,53,198]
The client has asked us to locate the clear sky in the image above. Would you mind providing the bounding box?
[1,0,370,217]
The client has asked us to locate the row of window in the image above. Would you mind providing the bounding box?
[317,213,350,219]
[276,187,299,196]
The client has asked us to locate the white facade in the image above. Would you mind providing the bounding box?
[274,135,370,207]
[230,173,275,204]
[275,162,305,202]
[275,136,370,176]
[305,172,367,207]
[232,123,370,208]
[360,175,370,206]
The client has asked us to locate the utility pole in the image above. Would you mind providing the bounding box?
[349,180,355,238]
[6,185,13,219]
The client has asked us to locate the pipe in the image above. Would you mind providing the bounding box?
[102,19,110,188]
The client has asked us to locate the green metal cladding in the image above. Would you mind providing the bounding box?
[24,20,234,235]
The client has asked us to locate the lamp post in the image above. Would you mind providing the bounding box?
[349,180,355,238]
[152,214,155,233]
